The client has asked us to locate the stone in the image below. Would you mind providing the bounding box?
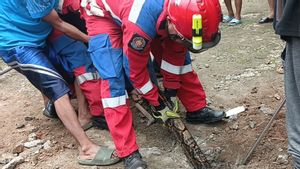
[249,121,256,129]
[0,153,14,165]
[259,104,273,115]
[12,144,24,154]
[140,147,162,158]
[43,140,53,150]
[230,122,239,130]
[24,140,43,148]
[28,133,37,141]
[251,87,258,94]
[2,156,24,169]
[274,93,281,100]
[24,117,34,121]
[276,154,288,165]
[65,143,75,149]
[15,124,25,129]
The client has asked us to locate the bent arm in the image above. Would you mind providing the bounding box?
[43,10,89,43]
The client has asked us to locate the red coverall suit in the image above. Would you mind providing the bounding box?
[79,0,207,157]
[48,0,103,116]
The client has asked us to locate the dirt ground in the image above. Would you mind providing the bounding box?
[0,0,292,169]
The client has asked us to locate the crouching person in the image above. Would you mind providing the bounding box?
[0,0,119,166]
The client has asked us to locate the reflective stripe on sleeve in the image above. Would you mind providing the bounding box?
[161,60,193,75]
[136,79,153,94]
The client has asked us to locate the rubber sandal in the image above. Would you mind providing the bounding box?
[222,15,234,23]
[258,17,273,24]
[78,147,121,166]
[82,121,93,131]
[228,18,242,26]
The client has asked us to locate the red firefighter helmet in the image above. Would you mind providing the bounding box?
[167,0,222,53]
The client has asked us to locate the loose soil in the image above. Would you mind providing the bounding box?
[0,0,291,169]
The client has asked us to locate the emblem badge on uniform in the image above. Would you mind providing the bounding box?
[129,34,149,52]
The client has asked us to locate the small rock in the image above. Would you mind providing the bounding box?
[0,153,14,165]
[2,156,24,169]
[31,156,38,166]
[24,140,43,148]
[52,140,58,144]
[16,124,25,129]
[274,93,281,100]
[31,127,39,133]
[65,143,75,149]
[205,64,209,68]
[43,140,53,150]
[12,144,24,154]
[276,65,284,74]
[230,122,239,130]
[28,133,37,141]
[212,127,219,134]
[24,117,34,121]
[276,154,289,165]
[259,104,273,115]
[251,87,258,94]
[140,147,162,158]
[278,148,283,152]
[20,145,43,158]
[249,121,256,129]
[227,115,238,121]
[242,126,249,130]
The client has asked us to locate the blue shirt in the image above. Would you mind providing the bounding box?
[0,0,58,50]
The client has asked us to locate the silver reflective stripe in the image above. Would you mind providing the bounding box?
[161,60,193,75]
[7,61,64,80]
[102,95,126,108]
[137,79,153,94]
[76,72,100,84]
[128,0,145,23]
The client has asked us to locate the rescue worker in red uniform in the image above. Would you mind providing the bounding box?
[44,0,107,130]
[78,0,223,168]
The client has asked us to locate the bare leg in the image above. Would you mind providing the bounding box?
[234,0,243,20]
[268,0,275,18]
[74,82,92,126]
[54,94,99,159]
[224,0,234,17]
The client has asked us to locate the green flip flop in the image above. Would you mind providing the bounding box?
[78,147,121,166]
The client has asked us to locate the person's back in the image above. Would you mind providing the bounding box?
[0,0,57,50]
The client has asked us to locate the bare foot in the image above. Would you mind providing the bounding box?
[78,144,118,160]
[78,143,99,160]
[78,114,92,127]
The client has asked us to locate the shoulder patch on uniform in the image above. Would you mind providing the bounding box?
[129,34,149,52]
